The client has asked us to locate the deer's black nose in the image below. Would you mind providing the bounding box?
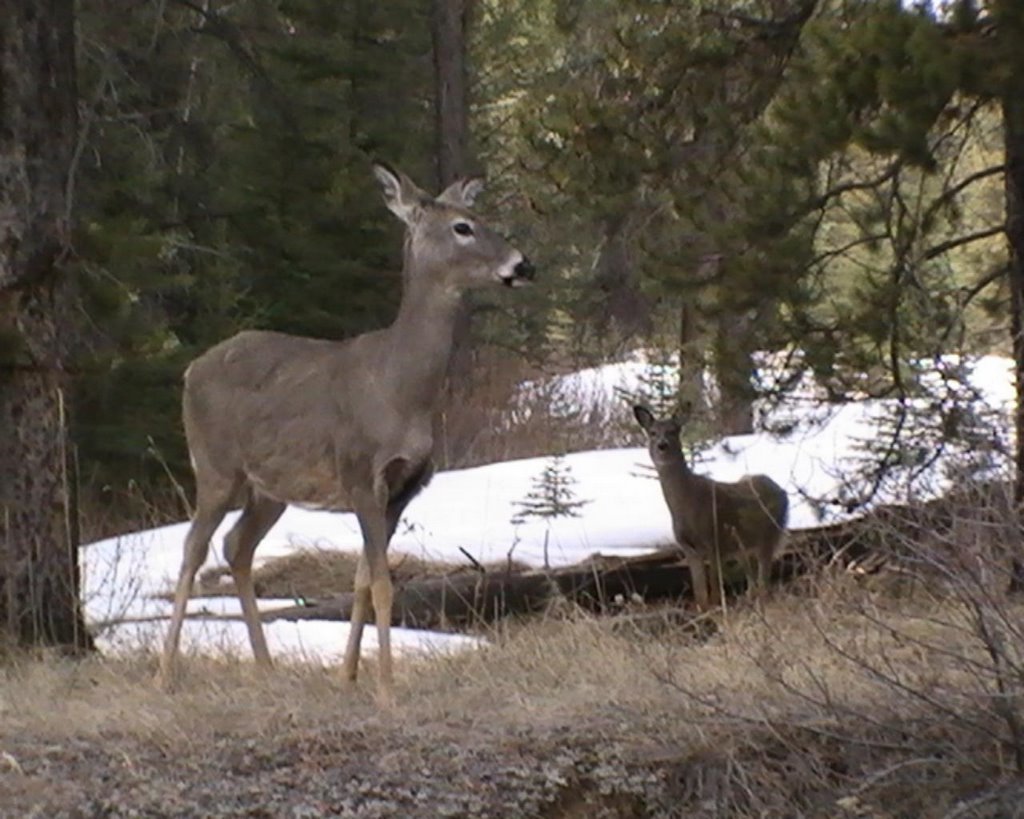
[514,258,535,280]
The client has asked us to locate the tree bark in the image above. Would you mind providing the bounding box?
[678,298,705,412]
[432,0,471,189]
[713,310,756,435]
[0,0,92,651]
[591,212,651,342]
[431,0,478,467]
[998,0,1024,590]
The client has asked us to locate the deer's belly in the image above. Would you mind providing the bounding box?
[674,527,749,559]
[246,458,355,511]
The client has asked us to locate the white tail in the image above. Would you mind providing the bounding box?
[159,163,534,702]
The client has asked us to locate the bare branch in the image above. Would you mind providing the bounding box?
[924,224,1006,260]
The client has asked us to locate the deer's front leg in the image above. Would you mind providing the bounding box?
[341,551,371,684]
[347,487,395,705]
[679,541,710,611]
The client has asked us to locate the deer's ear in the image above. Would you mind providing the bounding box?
[437,176,484,208]
[373,163,427,225]
[633,405,655,430]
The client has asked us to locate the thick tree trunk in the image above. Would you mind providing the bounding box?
[432,0,471,189]
[592,213,651,342]
[999,1,1024,590]
[713,310,756,435]
[0,1,92,651]
[431,0,478,467]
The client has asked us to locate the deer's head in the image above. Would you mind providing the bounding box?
[373,163,534,291]
[633,404,683,466]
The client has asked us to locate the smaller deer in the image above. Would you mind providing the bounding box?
[633,404,789,610]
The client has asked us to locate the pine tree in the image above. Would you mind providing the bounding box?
[511,455,589,568]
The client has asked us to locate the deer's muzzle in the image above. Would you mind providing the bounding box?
[503,257,535,287]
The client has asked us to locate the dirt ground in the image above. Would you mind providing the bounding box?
[0,718,674,818]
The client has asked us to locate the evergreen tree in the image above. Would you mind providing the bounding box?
[69,0,437,508]
[512,455,589,525]
[512,455,589,567]
[753,0,1024,515]
[479,0,817,423]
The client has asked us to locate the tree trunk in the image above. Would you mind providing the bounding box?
[713,310,756,435]
[0,0,92,651]
[999,1,1024,591]
[432,0,471,189]
[591,212,651,342]
[678,299,705,412]
[432,0,477,467]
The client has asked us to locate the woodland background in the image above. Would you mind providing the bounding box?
[3,3,1024,814]
[3,0,1024,642]
[62,0,1018,530]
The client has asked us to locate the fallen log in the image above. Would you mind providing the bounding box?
[262,569,558,630]
[257,518,881,630]
[259,548,715,629]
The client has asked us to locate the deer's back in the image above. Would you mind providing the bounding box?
[183,330,351,434]
[182,330,431,509]
[666,471,788,557]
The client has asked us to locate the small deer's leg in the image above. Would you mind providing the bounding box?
[754,539,775,597]
[223,491,286,667]
[681,543,710,611]
[159,487,234,687]
[707,553,724,608]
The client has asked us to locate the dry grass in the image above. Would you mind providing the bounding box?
[13,483,1024,814]
[3,572,1022,815]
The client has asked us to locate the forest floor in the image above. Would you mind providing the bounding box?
[3,570,1023,818]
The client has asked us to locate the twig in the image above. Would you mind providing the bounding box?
[459,546,485,573]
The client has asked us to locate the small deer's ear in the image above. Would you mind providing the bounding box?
[373,162,427,225]
[437,176,485,209]
[633,405,655,430]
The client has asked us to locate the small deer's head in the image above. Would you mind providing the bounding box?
[633,404,683,466]
[373,163,534,291]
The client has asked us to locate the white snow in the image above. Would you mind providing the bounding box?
[81,354,1016,666]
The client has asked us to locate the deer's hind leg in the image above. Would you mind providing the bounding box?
[159,473,240,687]
[223,489,286,667]
[741,539,776,604]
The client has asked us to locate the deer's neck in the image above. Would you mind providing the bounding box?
[654,455,699,516]
[384,271,462,408]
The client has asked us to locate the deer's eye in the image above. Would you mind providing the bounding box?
[453,222,474,237]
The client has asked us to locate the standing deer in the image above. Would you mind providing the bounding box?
[159,163,534,701]
[633,404,788,611]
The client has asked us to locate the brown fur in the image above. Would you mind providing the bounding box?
[633,405,788,610]
[159,165,534,702]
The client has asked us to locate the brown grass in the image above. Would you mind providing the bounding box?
[3,571,1022,816]
[27,481,1024,815]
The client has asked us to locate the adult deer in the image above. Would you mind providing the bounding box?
[159,164,534,701]
[633,404,788,611]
